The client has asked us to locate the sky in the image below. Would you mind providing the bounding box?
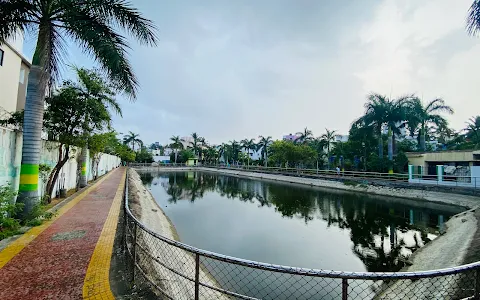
[21,0,480,146]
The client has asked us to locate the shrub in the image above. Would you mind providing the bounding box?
[0,185,21,240]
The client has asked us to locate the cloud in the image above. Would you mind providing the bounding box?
[352,0,478,130]
[21,0,480,145]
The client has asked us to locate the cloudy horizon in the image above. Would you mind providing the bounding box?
[22,0,480,146]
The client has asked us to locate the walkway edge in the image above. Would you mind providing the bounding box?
[0,170,115,269]
[83,169,126,300]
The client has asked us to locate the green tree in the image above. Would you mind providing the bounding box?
[465,116,480,148]
[43,78,117,200]
[406,97,453,151]
[170,136,184,163]
[229,140,240,164]
[360,93,410,158]
[0,0,157,216]
[241,138,255,166]
[74,67,122,187]
[296,127,314,144]
[123,131,142,151]
[257,136,272,167]
[135,147,154,163]
[320,128,337,169]
[189,132,203,157]
[467,1,480,36]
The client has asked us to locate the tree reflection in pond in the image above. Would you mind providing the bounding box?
[139,171,464,272]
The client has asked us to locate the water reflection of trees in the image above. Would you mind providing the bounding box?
[143,172,456,272]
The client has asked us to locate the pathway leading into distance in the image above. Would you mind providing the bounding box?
[0,167,125,300]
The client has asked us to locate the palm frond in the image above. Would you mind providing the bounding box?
[467,0,480,36]
[83,0,158,45]
[61,7,138,98]
[0,0,35,43]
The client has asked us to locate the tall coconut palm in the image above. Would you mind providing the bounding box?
[75,67,122,187]
[241,138,255,166]
[170,135,184,163]
[218,143,228,164]
[229,140,240,164]
[190,132,202,156]
[361,93,410,158]
[123,132,142,151]
[406,97,453,151]
[0,0,157,215]
[465,116,480,147]
[320,128,336,169]
[467,1,480,36]
[257,136,272,167]
[296,127,314,144]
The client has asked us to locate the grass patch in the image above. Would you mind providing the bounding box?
[342,180,359,187]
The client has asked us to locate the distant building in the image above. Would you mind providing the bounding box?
[0,34,31,115]
[241,148,262,160]
[283,133,300,142]
[335,135,349,143]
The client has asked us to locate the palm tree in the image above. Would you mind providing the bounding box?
[170,135,184,163]
[467,1,480,36]
[406,97,453,151]
[320,128,336,169]
[190,132,202,156]
[229,140,240,164]
[75,67,122,187]
[218,143,228,164]
[465,116,480,147]
[123,132,142,151]
[296,127,313,144]
[257,136,272,167]
[241,138,255,167]
[361,93,410,158]
[0,0,157,215]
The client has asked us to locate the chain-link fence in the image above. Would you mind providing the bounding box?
[124,173,480,299]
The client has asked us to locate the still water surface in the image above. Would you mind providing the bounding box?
[140,171,464,273]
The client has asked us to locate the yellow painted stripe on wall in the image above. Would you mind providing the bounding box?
[83,169,126,300]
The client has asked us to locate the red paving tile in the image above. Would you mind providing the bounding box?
[0,169,123,300]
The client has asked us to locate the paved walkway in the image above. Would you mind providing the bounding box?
[0,168,125,300]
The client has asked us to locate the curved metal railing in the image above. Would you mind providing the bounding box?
[123,170,480,299]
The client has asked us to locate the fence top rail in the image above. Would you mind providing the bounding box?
[124,169,480,280]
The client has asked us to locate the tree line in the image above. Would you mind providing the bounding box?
[161,94,479,174]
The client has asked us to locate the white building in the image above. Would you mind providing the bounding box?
[0,34,31,115]
[335,134,349,143]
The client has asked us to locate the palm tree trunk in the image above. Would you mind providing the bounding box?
[420,129,426,151]
[378,136,383,158]
[18,66,46,217]
[79,147,88,187]
[388,130,393,161]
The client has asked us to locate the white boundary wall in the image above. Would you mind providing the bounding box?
[0,127,120,199]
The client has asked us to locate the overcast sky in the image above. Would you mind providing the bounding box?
[23,0,480,146]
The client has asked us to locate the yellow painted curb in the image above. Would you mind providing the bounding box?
[83,169,126,300]
[0,171,115,269]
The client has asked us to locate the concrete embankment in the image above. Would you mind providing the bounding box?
[132,166,480,299]
[128,169,228,299]
[196,167,480,209]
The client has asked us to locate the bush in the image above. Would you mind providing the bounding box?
[0,185,21,240]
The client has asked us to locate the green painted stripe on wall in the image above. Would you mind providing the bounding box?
[20,164,39,175]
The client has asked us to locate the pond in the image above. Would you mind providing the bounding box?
[139,170,465,299]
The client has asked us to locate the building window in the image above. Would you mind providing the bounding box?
[19,68,25,84]
[0,49,4,66]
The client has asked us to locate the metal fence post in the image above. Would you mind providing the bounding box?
[195,253,200,300]
[475,269,480,299]
[342,278,348,300]
[132,222,137,282]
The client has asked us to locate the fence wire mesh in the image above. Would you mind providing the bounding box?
[124,173,480,300]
